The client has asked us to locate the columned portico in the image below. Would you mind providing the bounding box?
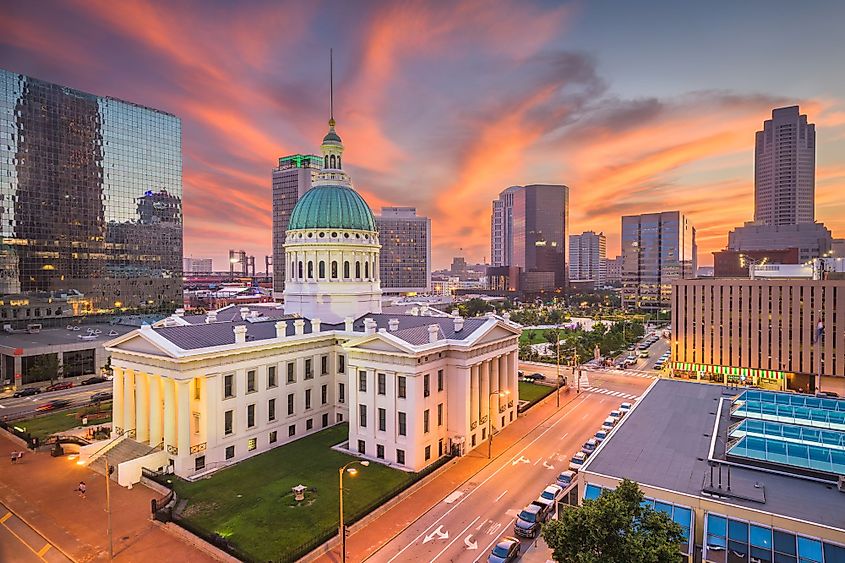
[480,360,490,430]
[123,369,136,435]
[163,377,177,454]
[176,380,191,473]
[469,364,479,426]
[135,372,149,443]
[149,374,163,447]
[112,368,125,437]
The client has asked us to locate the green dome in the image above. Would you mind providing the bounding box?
[323,130,342,143]
[288,185,377,231]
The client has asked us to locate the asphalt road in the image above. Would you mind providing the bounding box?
[365,370,654,563]
[0,382,111,420]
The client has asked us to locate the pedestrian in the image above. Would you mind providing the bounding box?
[76,481,86,499]
[10,451,17,464]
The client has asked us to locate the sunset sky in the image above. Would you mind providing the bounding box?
[2,0,845,270]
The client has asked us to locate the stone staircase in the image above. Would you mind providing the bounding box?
[89,438,161,479]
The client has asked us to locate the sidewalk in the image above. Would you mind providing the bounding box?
[0,432,216,562]
[318,386,581,563]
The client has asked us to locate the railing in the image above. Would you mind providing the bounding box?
[167,445,178,455]
[189,442,207,454]
[470,421,477,430]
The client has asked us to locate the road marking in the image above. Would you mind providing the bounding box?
[476,519,489,531]
[0,512,10,523]
[429,516,480,561]
[37,543,52,556]
[485,522,502,536]
[0,404,5,408]
[473,518,515,563]
[443,491,463,504]
[511,455,530,466]
[384,392,591,563]
[542,460,555,470]
[559,432,568,440]
[533,458,541,465]
[494,490,508,502]
[422,525,449,544]
[464,533,478,550]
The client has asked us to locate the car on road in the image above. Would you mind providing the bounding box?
[568,451,587,471]
[539,483,564,503]
[44,381,73,392]
[816,391,840,398]
[81,376,108,385]
[594,429,609,443]
[12,387,40,398]
[514,502,550,538]
[526,372,546,381]
[609,409,622,420]
[638,350,650,358]
[619,402,633,413]
[556,470,575,488]
[601,416,617,431]
[627,344,636,351]
[581,438,599,456]
[36,398,72,412]
[487,536,521,563]
[90,391,113,403]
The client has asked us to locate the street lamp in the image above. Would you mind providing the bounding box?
[338,460,369,563]
[555,325,562,408]
[488,390,510,459]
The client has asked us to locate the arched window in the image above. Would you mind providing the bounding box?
[319,260,326,278]
[337,156,342,168]
[355,261,361,279]
[307,261,314,279]
[343,261,350,278]
[291,260,296,279]
[364,261,369,279]
[298,261,303,279]
[324,155,329,168]
[330,155,336,168]
[331,261,338,278]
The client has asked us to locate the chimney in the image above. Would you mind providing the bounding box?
[233,325,248,344]
[174,308,185,317]
[294,319,305,335]
[388,318,400,332]
[240,307,250,320]
[205,311,217,324]
[453,316,464,332]
[344,316,354,332]
[275,321,287,339]
[364,318,377,335]
[428,324,440,343]
[311,318,321,333]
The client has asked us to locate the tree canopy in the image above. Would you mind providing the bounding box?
[542,479,684,563]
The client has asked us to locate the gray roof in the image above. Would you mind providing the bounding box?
[584,379,845,531]
[179,305,292,325]
[0,323,136,352]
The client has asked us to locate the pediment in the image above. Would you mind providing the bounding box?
[473,324,519,346]
[110,333,170,356]
[344,334,413,354]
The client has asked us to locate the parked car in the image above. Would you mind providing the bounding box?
[514,502,550,538]
[44,381,73,392]
[527,372,546,381]
[627,344,636,351]
[36,399,72,412]
[12,387,40,398]
[609,409,622,419]
[581,438,599,456]
[487,536,521,563]
[619,402,633,413]
[569,451,587,471]
[601,416,617,431]
[556,470,576,488]
[90,391,113,403]
[816,391,840,398]
[594,429,609,443]
[81,376,108,385]
[539,484,564,503]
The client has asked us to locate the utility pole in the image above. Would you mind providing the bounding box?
[555,325,561,407]
[105,455,113,561]
[572,349,580,393]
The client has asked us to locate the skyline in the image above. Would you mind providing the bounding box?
[3,1,845,269]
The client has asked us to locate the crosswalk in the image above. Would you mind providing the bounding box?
[582,386,639,400]
[584,367,659,379]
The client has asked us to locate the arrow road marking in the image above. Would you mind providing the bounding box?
[494,490,508,502]
[430,516,480,562]
[542,460,555,470]
[511,455,530,466]
[422,525,449,544]
[464,535,478,550]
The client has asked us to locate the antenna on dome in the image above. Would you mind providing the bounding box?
[329,48,335,126]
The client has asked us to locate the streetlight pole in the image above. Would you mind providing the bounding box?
[555,325,561,408]
[105,454,113,561]
[338,460,369,563]
[572,349,580,394]
[487,390,509,459]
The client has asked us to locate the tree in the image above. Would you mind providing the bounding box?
[542,479,684,563]
[458,298,494,318]
[28,354,62,385]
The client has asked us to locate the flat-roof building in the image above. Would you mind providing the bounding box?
[375,207,431,294]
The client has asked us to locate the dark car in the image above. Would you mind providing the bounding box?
[36,399,72,412]
[90,391,113,403]
[816,391,840,398]
[513,502,550,538]
[44,381,73,392]
[12,387,40,398]
[487,536,521,563]
[527,372,546,381]
[81,376,108,385]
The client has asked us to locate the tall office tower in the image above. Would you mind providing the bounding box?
[271,154,321,298]
[375,207,431,294]
[183,258,213,274]
[621,211,696,311]
[569,231,607,285]
[755,106,815,226]
[0,69,182,325]
[490,184,569,290]
[605,255,623,285]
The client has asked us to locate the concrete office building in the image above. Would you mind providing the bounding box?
[621,211,696,311]
[183,258,213,274]
[605,255,623,285]
[671,277,845,392]
[375,207,431,294]
[490,186,519,267]
[0,69,182,325]
[728,222,833,263]
[569,231,607,285]
[579,379,845,563]
[712,248,799,278]
[271,154,322,298]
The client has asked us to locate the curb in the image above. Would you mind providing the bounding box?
[154,520,240,563]
[0,426,31,449]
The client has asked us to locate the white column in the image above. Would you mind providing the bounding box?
[135,372,149,443]
[112,368,125,437]
[149,374,163,447]
[508,352,518,399]
[177,380,191,458]
[123,370,136,436]
[164,378,177,452]
[491,357,501,419]
[469,364,479,425]
[480,360,490,425]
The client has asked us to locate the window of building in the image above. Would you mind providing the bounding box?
[268,365,277,388]
[268,398,276,421]
[377,373,386,395]
[471,434,476,447]
[331,261,338,278]
[423,409,430,433]
[248,437,257,451]
[398,412,407,436]
[320,384,327,405]
[344,261,350,278]
[308,261,314,278]
[287,362,295,384]
[359,404,367,428]
[305,389,312,410]
[287,393,294,416]
[224,374,235,398]
[247,404,255,428]
[378,408,386,431]
[338,355,345,373]
[358,440,366,454]
[225,445,235,460]
[338,382,345,403]
[437,369,444,392]
[396,449,405,464]
[269,430,277,444]
[195,456,205,471]
[305,359,313,379]
[193,412,200,434]
[424,374,430,397]
[247,370,256,393]
[425,445,431,461]
[306,418,313,430]
[321,355,328,375]
[398,376,406,398]
[377,444,385,459]
[288,424,296,437]
[322,413,329,427]
[437,403,443,426]
[224,410,233,435]
[359,370,367,392]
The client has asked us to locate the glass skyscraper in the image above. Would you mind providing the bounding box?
[0,69,182,325]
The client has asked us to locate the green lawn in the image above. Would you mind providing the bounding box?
[519,329,547,345]
[519,381,554,404]
[171,423,414,562]
[16,402,112,440]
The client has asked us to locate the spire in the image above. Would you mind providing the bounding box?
[329,48,335,127]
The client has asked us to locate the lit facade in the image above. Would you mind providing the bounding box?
[569,231,607,285]
[375,207,431,294]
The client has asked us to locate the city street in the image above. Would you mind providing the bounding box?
[363,369,654,563]
[0,382,111,420]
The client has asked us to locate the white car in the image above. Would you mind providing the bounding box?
[556,470,576,488]
[619,402,633,413]
[569,451,587,471]
[539,484,564,504]
[609,409,622,419]
[601,417,617,431]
